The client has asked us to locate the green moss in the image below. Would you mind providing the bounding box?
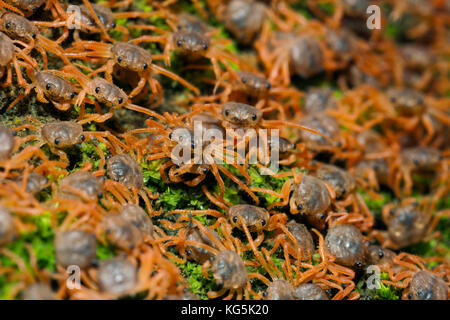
[177,260,218,300]
[0,211,55,299]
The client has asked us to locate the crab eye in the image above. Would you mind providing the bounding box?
[80,134,85,142]
[261,219,266,226]
[95,87,100,94]
[263,291,268,298]
[143,63,148,70]
[186,249,191,256]
[111,22,116,28]
[417,97,423,105]
[355,261,363,268]
[177,39,182,47]
[241,77,247,83]
[118,97,123,104]
[408,293,413,299]
[341,188,346,195]
[117,56,122,63]
[31,33,36,39]
[45,83,51,90]
[97,192,104,198]
[5,22,10,29]
[232,216,238,223]
[378,250,384,259]
[202,167,208,173]
[297,204,303,211]
[413,159,420,165]
[390,209,395,216]
[224,109,230,117]
[202,43,208,50]
[70,92,75,99]
[390,96,396,103]
[54,138,60,145]
[251,114,257,121]
[266,82,271,89]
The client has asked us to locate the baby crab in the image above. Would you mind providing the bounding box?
[295,283,329,300]
[58,171,104,202]
[11,0,47,17]
[277,33,325,82]
[394,45,437,90]
[386,88,449,145]
[194,101,333,147]
[0,206,16,246]
[100,213,144,252]
[8,68,78,112]
[66,41,199,107]
[268,220,315,261]
[65,69,174,123]
[219,0,268,45]
[302,87,338,115]
[22,283,55,300]
[175,219,259,300]
[119,204,154,239]
[210,70,303,118]
[268,174,334,230]
[131,13,240,80]
[0,126,15,161]
[54,230,97,269]
[210,250,248,295]
[382,253,448,300]
[365,244,397,268]
[71,245,180,300]
[352,158,391,192]
[0,31,37,88]
[104,154,157,215]
[225,204,284,251]
[314,164,374,231]
[389,146,446,197]
[97,256,138,296]
[227,204,270,233]
[183,225,220,264]
[296,111,342,153]
[13,119,93,166]
[264,279,298,300]
[156,214,222,265]
[0,11,71,68]
[325,224,367,269]
[403,270,448,300]
[35,1,155,43]
[106,154,143,190]
[371,195,449,250]
[255,21,338,86]
[15,171,49,195]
